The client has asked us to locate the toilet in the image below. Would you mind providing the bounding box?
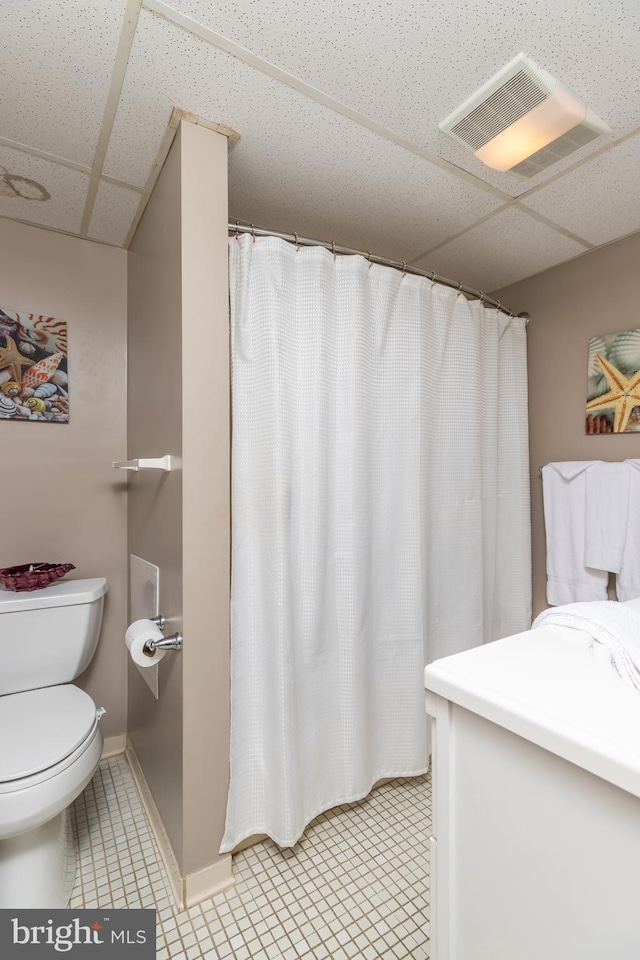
[0,577,107,909]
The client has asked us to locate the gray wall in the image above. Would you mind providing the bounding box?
[495,231,640,617]
[0,218,128,740]
[127,121,230,880]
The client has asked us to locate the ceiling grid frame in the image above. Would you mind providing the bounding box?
[0,0,637,289]
[79,0,145,236]
[142,0,510,201]
[137,0,604,257]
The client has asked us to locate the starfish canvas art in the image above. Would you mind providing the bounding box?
[0,307,68,422]
[586,328,640,434]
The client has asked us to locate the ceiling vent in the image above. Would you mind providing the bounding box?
[439,53,609,178]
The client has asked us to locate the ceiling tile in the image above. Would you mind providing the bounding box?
[520,134,640,246]
[105,10,502,261]
[412,206,588,293]
[0,146,89,234]
[172,0,638,194]
[88,180,142,246]
[1,0,637,282]
[0,0,129,166]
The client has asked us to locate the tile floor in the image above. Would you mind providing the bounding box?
[70,756,430,959]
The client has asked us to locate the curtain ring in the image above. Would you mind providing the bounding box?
[294,232,299,250]
[479,291,485,304]
[331,240,336,259]
[234,220,239,239]
[367,251,372,268]
[250,223,255,243]
[429,271,436,284]
[401,261,407,274]
[456,280,463,296]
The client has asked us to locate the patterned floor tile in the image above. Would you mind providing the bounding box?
[71,756,430,958]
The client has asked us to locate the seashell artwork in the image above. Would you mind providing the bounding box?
[607,328,640,377]
[0,307,68,422]
[0,381,20,396]
[0,395,17,417]
[18,316,67,355]
[33,382,57,399]
[21,352,63,390]
[586,328,640,434]
[586,335,607,380]
[0,309,18,340]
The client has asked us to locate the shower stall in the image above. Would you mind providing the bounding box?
[222,228,531,852]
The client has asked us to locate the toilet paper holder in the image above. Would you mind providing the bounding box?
[146,614,183,653]
[145,632,183,653]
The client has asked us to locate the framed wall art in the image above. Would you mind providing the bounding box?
[586,329,640,435]
[0,307,68,422]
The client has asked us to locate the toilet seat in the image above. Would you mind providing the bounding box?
[0,685,98,785]
[0,717,100,797]
[0,709,103,840]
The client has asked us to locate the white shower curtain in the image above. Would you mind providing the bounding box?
[221,235,530,852]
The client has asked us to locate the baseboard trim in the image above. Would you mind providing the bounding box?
[101,734,127,759]
[184,857,234,907]
[124,739,235,910]
[125,738,184,910]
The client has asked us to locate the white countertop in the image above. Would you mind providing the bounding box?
[424,602,640,799]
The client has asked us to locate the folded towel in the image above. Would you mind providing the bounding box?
[584,461,631,573]
[541,462,608,604]
[533,600,640,691]
[617,460,640,601]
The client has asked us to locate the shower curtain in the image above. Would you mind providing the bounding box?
[221,234,530,852]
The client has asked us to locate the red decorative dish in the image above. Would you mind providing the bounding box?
[0,562,76,592]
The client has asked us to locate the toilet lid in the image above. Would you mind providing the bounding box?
[0,685,98,782]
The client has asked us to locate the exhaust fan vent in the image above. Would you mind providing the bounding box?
[449,70,550,152]
[510,120,602,178]
[440,53,609,177]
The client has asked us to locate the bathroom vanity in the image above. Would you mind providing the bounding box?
[424,606,640,960]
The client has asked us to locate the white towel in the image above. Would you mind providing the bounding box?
[533,600,640,691]
[584,461,631,573]
[542,461,608,605]
[617,460,640,601]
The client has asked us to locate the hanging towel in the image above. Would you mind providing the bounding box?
[584,461,631,573]
[541,461,608,605]
[533,600,640,691]
[617,460,640,601]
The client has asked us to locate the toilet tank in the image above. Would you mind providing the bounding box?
[0,578,107,695]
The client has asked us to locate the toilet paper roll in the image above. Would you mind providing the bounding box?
[125,619,166,667]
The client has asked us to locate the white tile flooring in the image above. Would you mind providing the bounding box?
[70,756,430,959]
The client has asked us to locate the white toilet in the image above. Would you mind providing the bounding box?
[0,577,107,908]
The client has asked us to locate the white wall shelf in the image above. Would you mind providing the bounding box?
[113,456,176,472]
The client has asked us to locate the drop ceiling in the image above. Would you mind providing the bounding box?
[1,0,639,290]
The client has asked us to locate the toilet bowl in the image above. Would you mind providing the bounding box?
[0,578,107,908]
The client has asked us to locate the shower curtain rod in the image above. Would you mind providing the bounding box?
[229,219,528,322]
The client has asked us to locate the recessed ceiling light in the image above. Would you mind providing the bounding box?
[439,53,610,178]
